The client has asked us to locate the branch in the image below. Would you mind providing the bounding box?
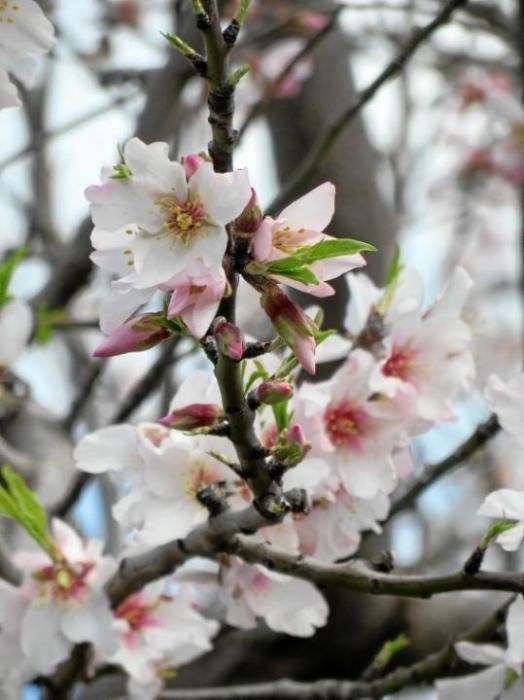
[157,599,510,699]
[227,538,524,599]
[266,0,470,216]
[390,413,500,517]
[236,6,343,143]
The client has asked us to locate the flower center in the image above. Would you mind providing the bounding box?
[323,402,367,449]
[33,561,94,604]
[272,224,306,253]
[382,344,417,382]
[116,594,159,632]
[154,194,208,245]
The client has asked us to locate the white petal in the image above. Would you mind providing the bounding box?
[0,298,32,367]
[436,665,506,700]
[455,641,505,666]
[191,163,251,225]
[0,0,56,53]
[279,182,335,232]
[124,138,187,195]
[0,66,20,108]
[21,603,71,674]
[74,424,139,474]
[478,489,524,522]
[61,594,117,655]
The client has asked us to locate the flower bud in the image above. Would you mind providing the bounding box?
[271,422,311,468]
[159,403,223,430]
[182,153,203,180]
[234,188,263,234]
[260,286,316,374]
[256,379,294,405]
[93,312,169,358]
[212,317,244,361]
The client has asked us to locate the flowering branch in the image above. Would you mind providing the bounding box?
[157,599,510,699]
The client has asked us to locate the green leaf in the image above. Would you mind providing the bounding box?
[272,401,291,434]
[504,668,519,691]
[245,361,269,393]
[482,518,517,548]
[110,163,133,180]
[378,245,403,315]
[0,465,54,557]
[291,238,376,265]
[266,262,319,285]
[0,247,28,306]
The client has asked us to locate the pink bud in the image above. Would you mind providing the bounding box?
[182,153,204,180]
[213,317,244,361]
[260,286,316,374]
[235,188,263,234]
[93,312,169,358]
[256,379,294,405]
[159,403,223,430]
[294,10,329,31]
[286,422,307,447]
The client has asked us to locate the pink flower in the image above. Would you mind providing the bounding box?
[251,183,365,297]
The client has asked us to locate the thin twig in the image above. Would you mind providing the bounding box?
[266,0,470,216]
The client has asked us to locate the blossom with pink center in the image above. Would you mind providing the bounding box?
[251,182,365,297]
[87,137,251,293]
[346,266,475,429]
[0,0,56,109]
[0,519,116,675]
[108,579,218,694]
[294,350,410,499]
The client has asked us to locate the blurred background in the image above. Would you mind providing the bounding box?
[1,1,523,697]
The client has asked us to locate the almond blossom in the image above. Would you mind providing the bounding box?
[436,597,524,700]
[294,350,410,499]
[0,0,55,109]
[87,138,251,291]
[108,579,218,699]
[0,519,116,675]
[346,266,475,429]
[74,422,239,546]
[251,182,365,297]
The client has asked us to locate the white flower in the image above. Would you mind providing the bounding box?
[0,298,32,368]
[74,421,239,546]
[485,373,524,448]
[87,138,251,291]
[436,597,524,700]
[0,519,116,675]
[0,0,55,109]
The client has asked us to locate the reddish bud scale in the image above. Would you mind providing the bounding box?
[234,188,263,234]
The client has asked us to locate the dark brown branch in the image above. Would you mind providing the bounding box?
[390,413,500,517]
[267,0,470,217]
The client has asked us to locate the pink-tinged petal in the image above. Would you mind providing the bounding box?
[251,219,275,261]
[124,138,188,195]
[279,182,335,232]
[86,179,160,232]
[0,0,56,54]
[272,274,335,298]
[0,299,32,367]
[185,294,221,338]
[74,425,139,474]
[191,162,252,225]
[167,285,192,318]
[183,153,203,180]
[318,252,366,280]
